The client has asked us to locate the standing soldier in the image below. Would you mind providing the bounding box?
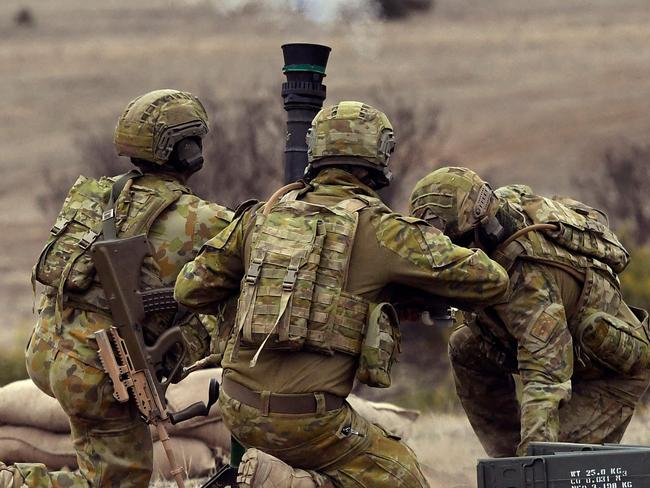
[0,89,233,487]
[174,101,509,487]
[409,167,650,457]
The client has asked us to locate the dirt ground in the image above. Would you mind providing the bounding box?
[150,409,650,488]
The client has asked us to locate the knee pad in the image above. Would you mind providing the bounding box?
[576,310,650,375]
[448,325,476,361]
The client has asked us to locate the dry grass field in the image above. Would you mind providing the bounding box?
[2,0,650,347]
[2,2,650,483]
[409,409,650,488]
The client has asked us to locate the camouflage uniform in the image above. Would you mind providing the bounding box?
[175,103,508,488]
[4,91,233,488]
[410,167,650,457]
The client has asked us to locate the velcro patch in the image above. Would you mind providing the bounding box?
[529,305,563,343]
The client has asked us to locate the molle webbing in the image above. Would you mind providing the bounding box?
[33,172,190,330]
[517,229,614,281]
[235,196,369,361]
[493,239,587,283]
[518,194,629,274]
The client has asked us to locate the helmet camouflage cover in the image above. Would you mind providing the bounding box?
[114,89,209,165]
[306,101,396,180]
[409,166,500,239]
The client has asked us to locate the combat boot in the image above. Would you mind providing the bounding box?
[237,449,334,488]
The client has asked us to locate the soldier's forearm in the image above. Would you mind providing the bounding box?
[517,379,571,455]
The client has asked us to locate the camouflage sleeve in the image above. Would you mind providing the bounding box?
[190,199,234,251]
[174,211,247,314]
[493,261,573,455]
[149,195,233,284]
[372,213,510,308]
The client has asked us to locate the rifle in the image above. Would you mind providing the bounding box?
[92,232,219,488]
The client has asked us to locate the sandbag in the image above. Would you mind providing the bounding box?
[153,437,215,479]
[0,369,419,454]
[182,418,231,452]
[0,424,216,480]
[348,394,419,440]
[0,370,223,435]
[0,380,69,432]
[0,425,76,469]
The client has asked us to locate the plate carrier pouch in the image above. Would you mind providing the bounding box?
[356,302,401,388]
[518,194,630,273]
[32,171,189,325]
[575,306,650,375]
[233,189,379,372]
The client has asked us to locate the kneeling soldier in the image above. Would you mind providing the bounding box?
[1,90,233,487]
[175,102,509,487]
[410,167,650,457]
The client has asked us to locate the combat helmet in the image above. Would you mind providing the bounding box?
[114,89,209,165]
[306,101,396,188]
[409,167,503,244]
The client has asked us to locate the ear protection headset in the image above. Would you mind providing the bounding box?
[169,137,204,173]
[473,184,506,248]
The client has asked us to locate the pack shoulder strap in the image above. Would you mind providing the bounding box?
[101,170,142,240]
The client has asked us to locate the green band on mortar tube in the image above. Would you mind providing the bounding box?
[282,64,326,74]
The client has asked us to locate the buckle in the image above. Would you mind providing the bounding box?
[283,265,299,291]
[50,218,68,236]
[77,230,99,250]
[245,257,263,285]
[102,209,115,221]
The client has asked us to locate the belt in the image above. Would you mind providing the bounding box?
[222,376,345,415]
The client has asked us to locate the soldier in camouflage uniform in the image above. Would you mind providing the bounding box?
[0,90,233,488]
[409,167,650,457]
[174,102,510,487]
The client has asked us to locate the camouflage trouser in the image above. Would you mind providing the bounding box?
[219,387,429,488]
[16,333,153,488]
[449,324,650,458]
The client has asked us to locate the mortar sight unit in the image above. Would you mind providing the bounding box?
[281,43,331,183]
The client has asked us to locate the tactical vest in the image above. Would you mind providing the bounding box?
[234,190,370,361]
[33,173,190,322]
[492,194,628,283]
[475,191,645,375]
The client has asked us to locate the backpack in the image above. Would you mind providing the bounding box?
[518,194,629,273]
[33,172,187,319]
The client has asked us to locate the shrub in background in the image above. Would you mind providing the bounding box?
[576,143,650,314]
[375,0,435,19]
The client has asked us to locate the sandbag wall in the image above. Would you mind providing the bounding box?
[0,369,419,480]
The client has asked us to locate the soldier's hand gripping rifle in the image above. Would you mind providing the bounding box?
[91,180,218,488]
